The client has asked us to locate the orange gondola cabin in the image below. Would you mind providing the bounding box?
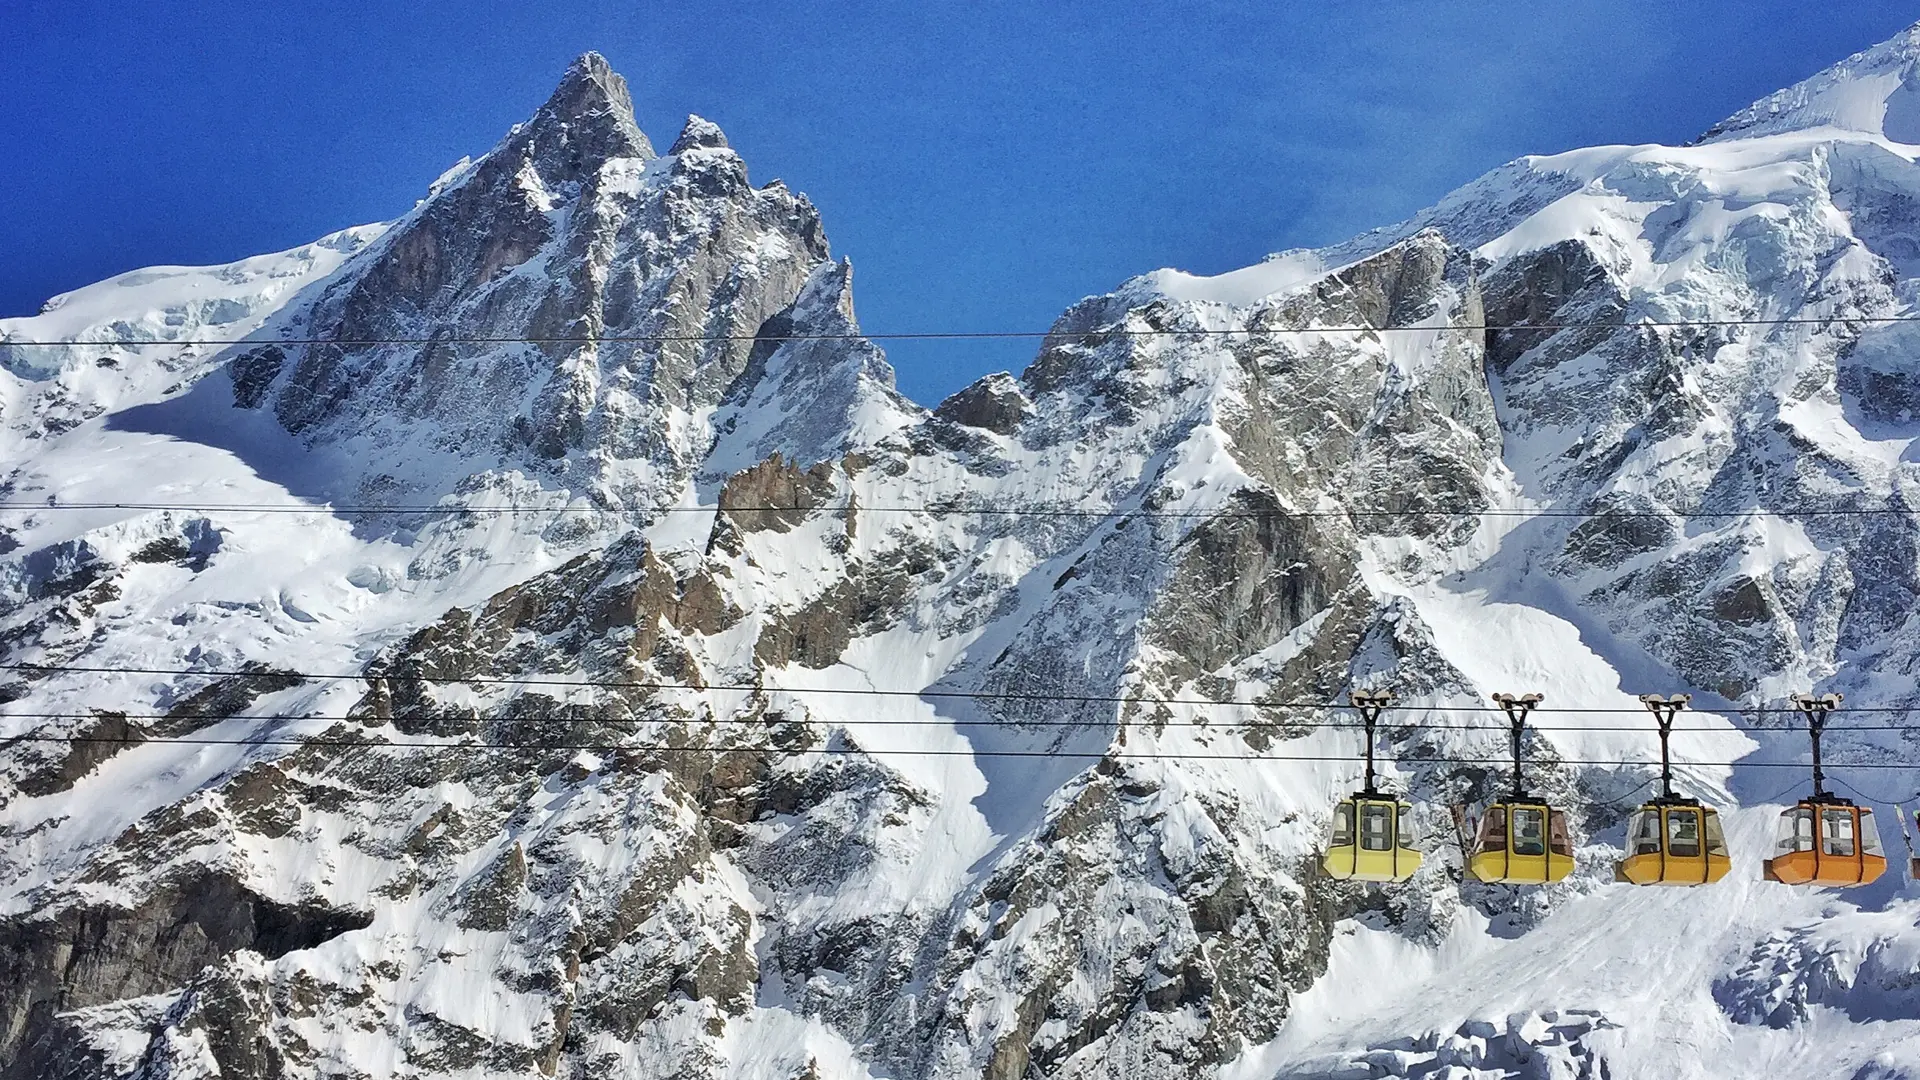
[1764,797,1886,887]
[1762,693,1886,889]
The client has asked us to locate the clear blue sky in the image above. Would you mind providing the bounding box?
[6,2,1915,403]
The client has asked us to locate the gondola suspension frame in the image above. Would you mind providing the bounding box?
[1352,689,1394,796]
[1493,692,1544,800]
[1640,693,1689,802]
[1797,692,1840,801]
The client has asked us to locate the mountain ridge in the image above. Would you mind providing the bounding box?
[4,30,1920,1080]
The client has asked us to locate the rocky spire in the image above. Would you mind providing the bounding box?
[513,51,655,174]
[226,51,842,513]
[669,114,730,154]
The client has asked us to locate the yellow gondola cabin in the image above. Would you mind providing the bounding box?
[1462,693,1576,886]
[1617,799,1731,886]
[1323,795,1424,882]
[1613,694,1732,887]
[1467,799,1575,884]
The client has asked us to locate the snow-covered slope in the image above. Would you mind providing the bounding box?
[4,31,1920,1080]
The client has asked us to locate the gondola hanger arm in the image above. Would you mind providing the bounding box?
[1491,692,1545,800]
[1347,689,1396,794]
[1638,693,1692,799]
[1791,692,1844,800]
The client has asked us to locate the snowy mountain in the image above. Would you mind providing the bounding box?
[4,31,1920,1080]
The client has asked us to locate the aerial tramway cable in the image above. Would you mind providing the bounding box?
[5,680,1916,888]
[7,310,1920,348]
[8,500,1920,521]
[11,659,1920,716]
[1,725,1918,773]
[8,706,1891,733]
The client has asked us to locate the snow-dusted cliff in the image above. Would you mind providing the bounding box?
[4,29,1920,1080]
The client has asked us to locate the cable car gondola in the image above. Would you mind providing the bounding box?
[1905,808,1920,883]
[1323,691,1424,883]
[1614,694,1731,886]
[1764,693,1887,888]
[1464,693,1575,885]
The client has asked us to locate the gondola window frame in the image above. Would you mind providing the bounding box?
[1480,807,1507,853]
[1822,808,1856,857]
[1513,807,1547,856]
[1862,812,1884,856]
[1703,810,1729,856]
[1330,802,1354,849]
[1667,809,1702,858]
[1631,810,1662,855]
[1780,807,1815,854]
[1360,803,1394,852]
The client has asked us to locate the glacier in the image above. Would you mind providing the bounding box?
[2,28,1920,1080]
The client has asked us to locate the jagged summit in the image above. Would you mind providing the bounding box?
[670,114,730,153]
[208,52,858,513]
[1697,19,1920,144]
[522,51,654,163]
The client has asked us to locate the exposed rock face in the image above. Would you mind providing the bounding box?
[8,32,1920,1080]
[235,51,843,509]
[1,874,372,1073]
[934,373,1030,435]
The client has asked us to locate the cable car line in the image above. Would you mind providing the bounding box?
[0,708,1880,732]
[1748,776,1821,808]
[1826,773,1920,808]
[6,688,1914,888]
[8,660,1919,717]
[3,310,1915,348]
[2,726,1918,769]
[8,500,1920,521]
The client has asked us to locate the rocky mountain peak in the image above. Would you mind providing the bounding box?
[670,114,731,153]
[1696,19,1920,144]
[210,53,845,513]
[799,256,860,329]
[517,51,655,166]
[934,371,1029,435]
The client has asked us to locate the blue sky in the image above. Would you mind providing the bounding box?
[5,2,1915,402]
